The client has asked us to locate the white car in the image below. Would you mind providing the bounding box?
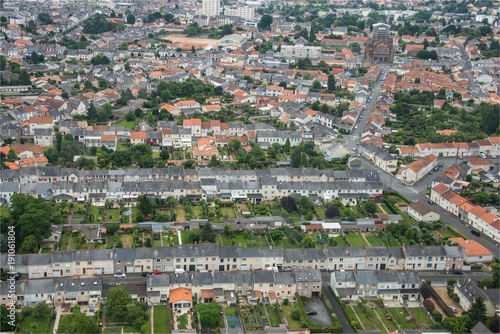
[114,273,126,278]
[449,306,458,313]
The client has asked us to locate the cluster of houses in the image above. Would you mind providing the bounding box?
[0,269,322,312]
[0,167,383,205]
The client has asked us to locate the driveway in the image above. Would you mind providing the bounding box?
[322,283,353,333]
[303,294,333,326]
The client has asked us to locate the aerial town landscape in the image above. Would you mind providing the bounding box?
[0,0,499,333]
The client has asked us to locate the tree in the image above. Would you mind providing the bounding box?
[106,286,133,322]
[284,138,291,154]
[1,305,16,332]
[431,310,442,323]
[7,149,17,161]
[228,137,241,152]
[270,230,284,242]
[467,296,487,329]
[259,14,273,30]
[57,306,99,334]
[137,195,152,216]
[19,235,39,254]
[291,308,301,321]
[200,223,216,243]
[280,196,296,212]
[300,152,308,167]
[312,80,322,90]
[87,103,97,121]
[443,316,469,334]
[208,155,219,167]
[197,302,222,329]
[364,200,377,215]
[224,223,234,236]
[423,298,435,312]
[301,235,316,248]
[107,223,120,236]
[325,205,340,219]
[327,74,336,92]
[127,14,135,25]
[419,284,433,300]
[33,302,51,319]
[159,150,170,160]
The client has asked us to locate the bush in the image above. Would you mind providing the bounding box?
[424,299,435,312]
[291,308,301,321]
[431,310,442,323]
[283,298,289,306]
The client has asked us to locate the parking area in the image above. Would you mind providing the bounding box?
[303,295,333,326]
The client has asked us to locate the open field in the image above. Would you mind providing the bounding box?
[162,34,219,48]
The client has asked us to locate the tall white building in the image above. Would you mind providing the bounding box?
[224,6,255,20]
[201,0,220,18]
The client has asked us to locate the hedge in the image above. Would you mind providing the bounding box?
[447,226,468,240]
[382,199,398,214]
[383,191,412,204]
[471,264,482,270]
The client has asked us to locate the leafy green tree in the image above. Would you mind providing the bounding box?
[57,305,99,334]
[19,235,39,254]
[106,286,133,322]
[7,149,17,161]
[443,316,469,334]
[208,155,219,167]
[270,230,284,242]
[137,195,152,216]
[87,103,97,121]
[259,14,273,30]
[1,305,17,331]
[312,80,322,90]
[364,200,377,214]
[197,302,222,329]
[327,74,336,92]
[33,302,51,319]
[300,152,308,167]
[200,223,216,243]
[224,223,234,236]
[467,296,487,329]
[160,150,170,160]
[284,138,291,154]
[300,235,316,248]
[228,137,241,152]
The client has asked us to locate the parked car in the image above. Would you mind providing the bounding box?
[306,310,318,316]
[453,270,464,275]
[471,230,480,237]
[434,166,440,171]
[428,200,434,205]
[141,272,150,277]
[449,306,458,313]
[154,271,163,275]
[114,273,126,278]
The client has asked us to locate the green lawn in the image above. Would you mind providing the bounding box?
[175,205,186,221]
[116,121,136,129]
[344,305,358,327]
[177,314,188,329]
[41,247,52,254]
[17,313,55,333]
[316,207,326,220]
[226,207,237,218]
[107,208,120,221]
[388,308,418,329]
[220,233,232,246]
[59,231,70,250]
[400,212,417,225]
[103,327,122,334]
[282,303,301,329]
[409,307,433,327]
[225,306,238,316]
[232,233,248,247]
[346,234,367,247]
[87,205,104,223]
[119,233,133,248]
[1,206,10,219]
[123,326,138,333]
[364,304,388,332]
[380,204,392,214]
[269,208,281,216]
[388,240,400,247]
[329,236,346,246]
[180,231,190,245]
[375,305,397,331]
[366,236,383,246]
[281,238,295,248]
[154,305,170,334]
[252,236,269,247]
[192,206,203,219]
[289,212,302,222]
[353,306,374,329]
[266,305,281,327]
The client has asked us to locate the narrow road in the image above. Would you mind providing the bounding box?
[322,282,353,334]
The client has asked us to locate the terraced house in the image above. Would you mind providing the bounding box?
[0,245,464,279]
[0,167,383,204]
